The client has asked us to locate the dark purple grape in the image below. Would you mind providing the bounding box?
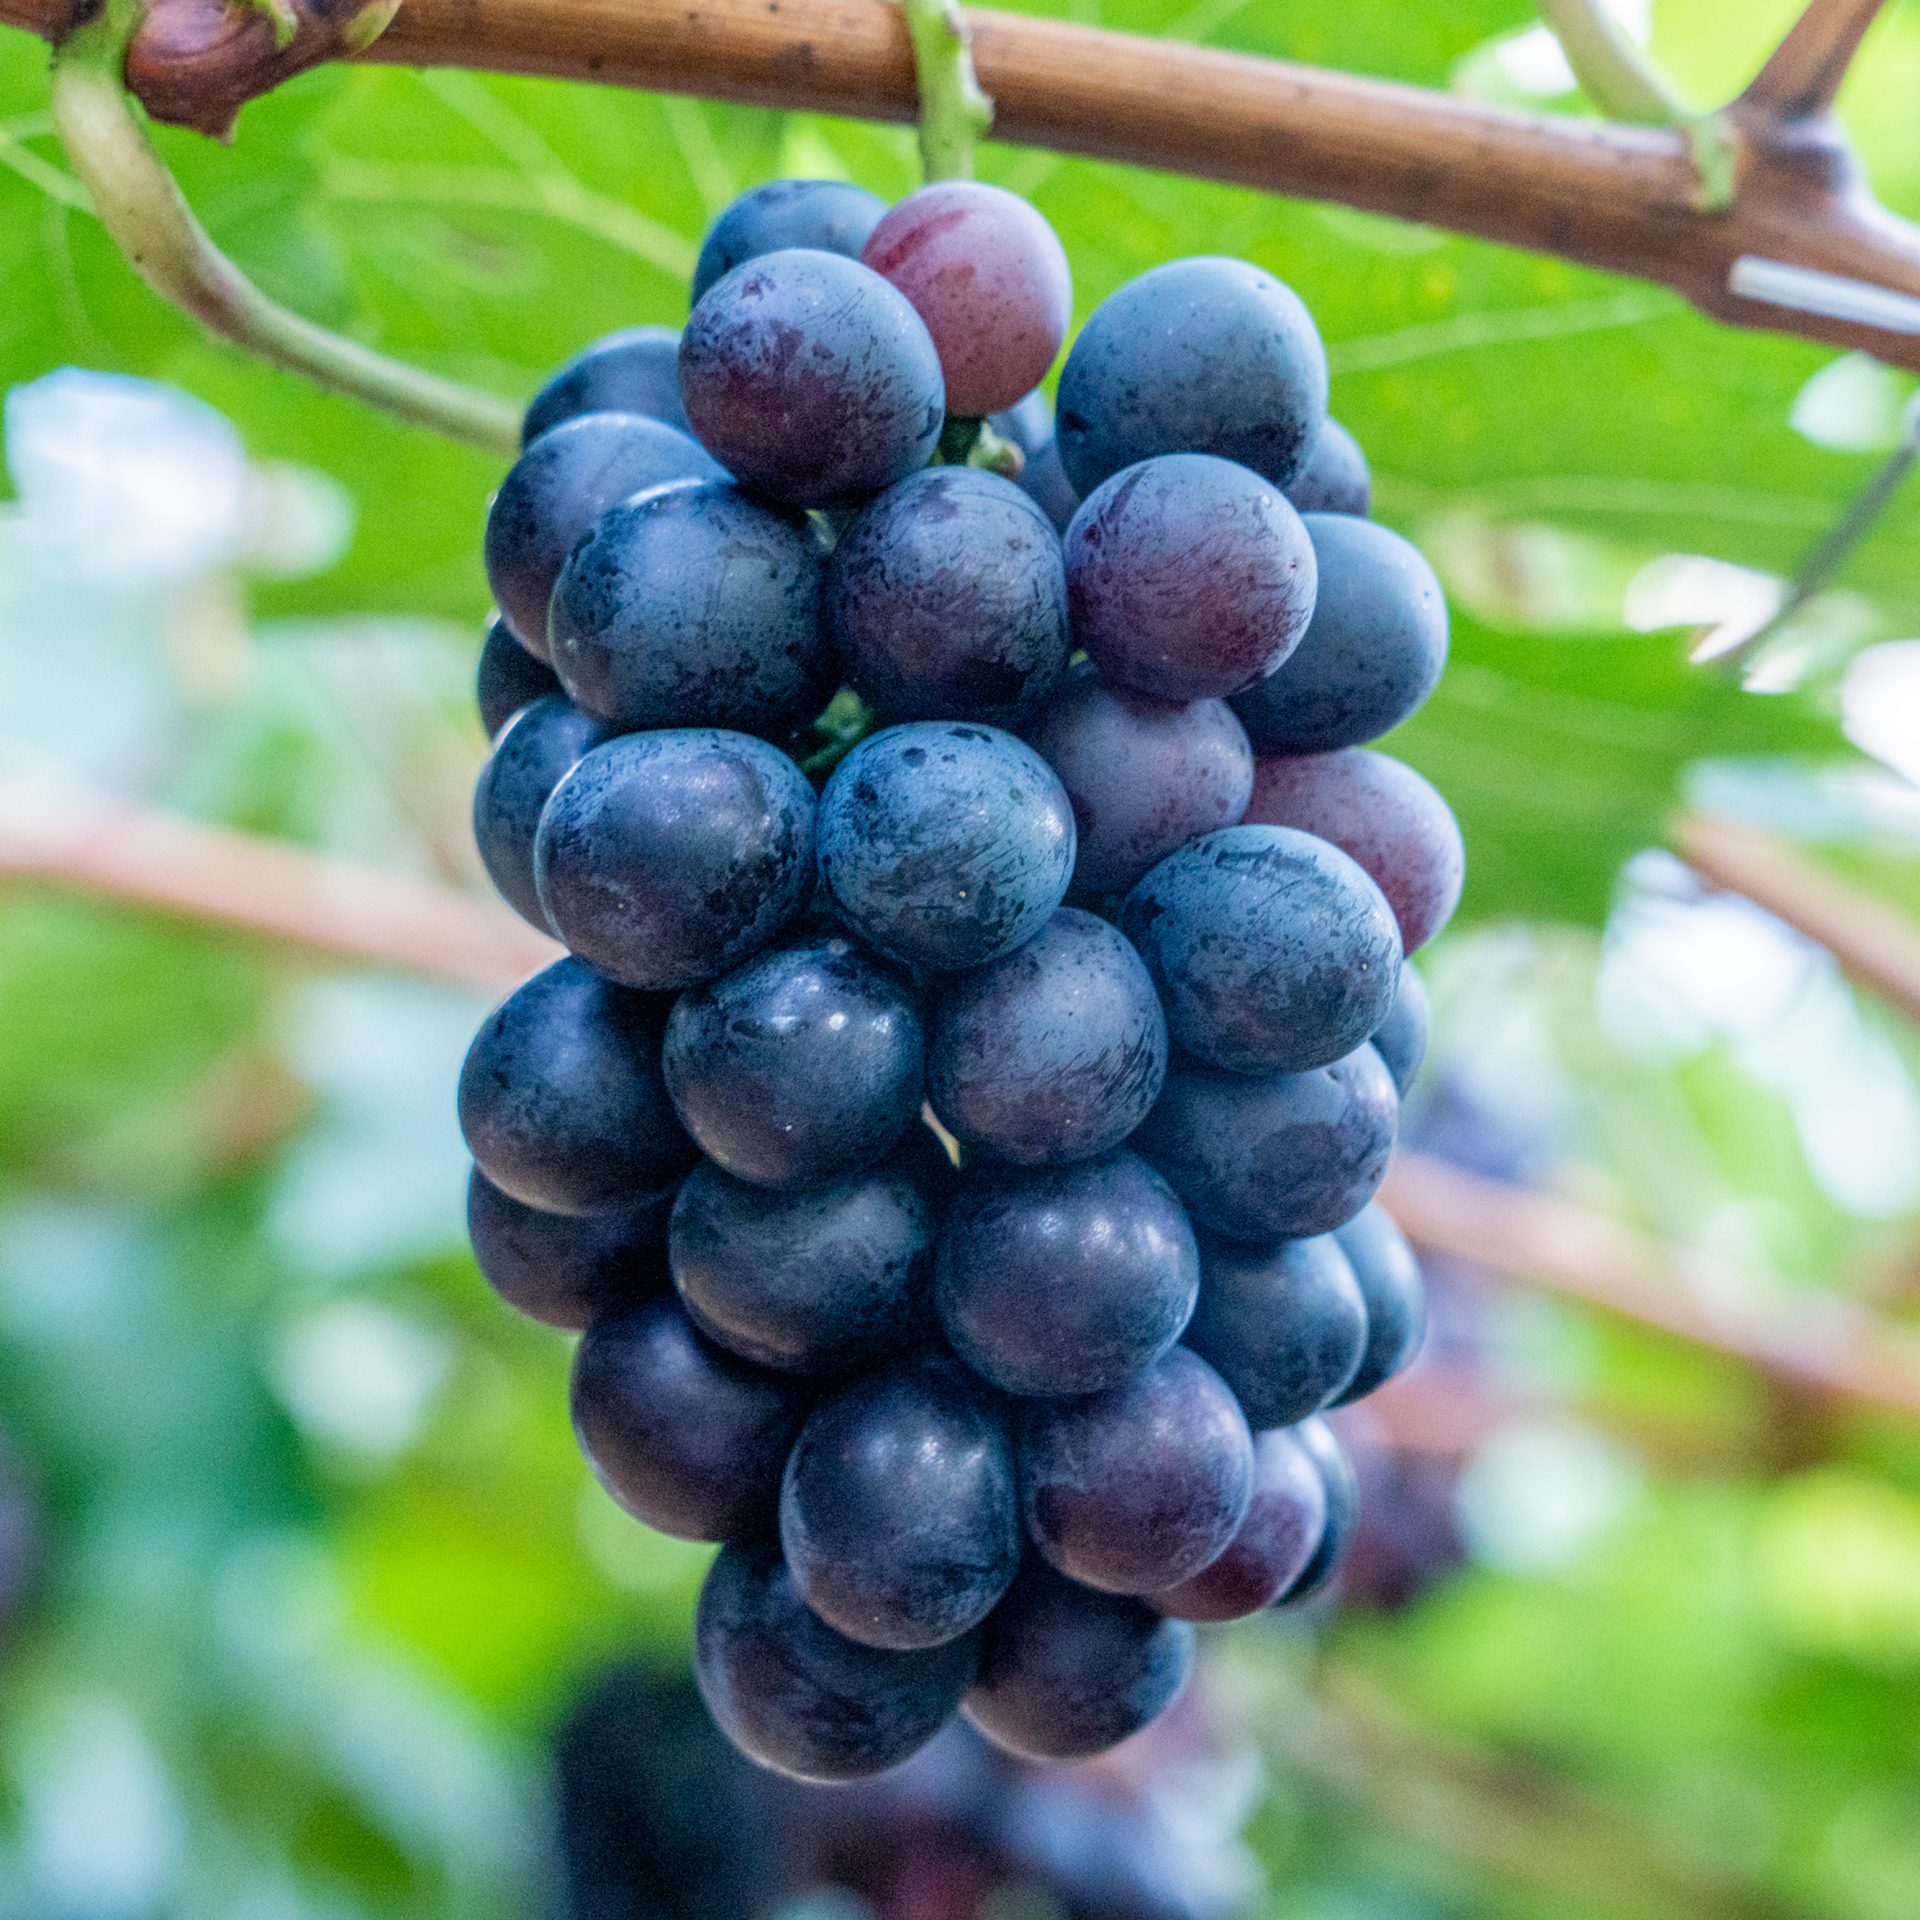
[1247,748,1465,953]
[990,390,1079,533]
[484,411,724,654]
[534,730,816,991]
[1064,455,1316,701]
[466,1166,671,1331]
[457,958,695,1215]
[936,1151,1197,1398]
[1369,960,1428,1097]
[1121,825,1400,1076]
[817,724,1075,971]
[1019,1348,1252,1594]
[1283,417,1370,517]
[1136,1047,1398,1243]
[662,936,925,1189]
[571,1294,810,1540]
[1331,1204,1426,1404]
[964,1561,1193,1761]
[781,1356,1020,1650]
[693,179,889,302]
[1275,1415,1357,1605]
[477,613,561,737]
[680,250,944,507]
[827,466,1069,726]
[522,325,689,445]
[1055,257,1328,495]
[695,1540,975,1781]
[472,693,615,930]
[927,908,1166,1166]
[549,482,832,736]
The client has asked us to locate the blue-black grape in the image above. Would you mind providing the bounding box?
[484,411,724,654]
[457,958,695,1215]
[936,1150,1197,1397]
[535,730,816,990]
[696,1539,975,1782]
[1055,257,1328,495]
[477,613,560,737]
[817,723,1075,971]
[1369,960,1428,1096]
[466,1166,671,1331]
[927,908,1166,1166]
[571,1293,810,1541]
[990,391,1079,534]
[472,693,615,930]
[693,179,889,302]
[680,250,944,506]
[522,325,689,445]
[827,466,1069,726]
[1275,1414,1357,1605]
[1137,1046,1398,1243]
[1064,454,1316,701]
[662,936,924,1189]
[1121,825,1401,1075]
[1283,417,1370,517]
[780,1355,1021,1649]
[1331,1203,1426,1403]
[1019,1346,1252,1593]
[964,1560,1193,1761]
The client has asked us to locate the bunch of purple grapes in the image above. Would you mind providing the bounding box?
[462,171,1463,1783]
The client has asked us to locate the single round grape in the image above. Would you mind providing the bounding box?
[1121,825,1401,1076]
[1283,418,1370,517]
[669,1152,936,1375]
[965,1561,1193,1761]
[1184,1232,1367,1427]
[1019,1347,1253,1594]
[570,1294,810,1540]
[1246,748,1465,953]
[936,1151,1197,1397]
[861,182,1072,416]
[817,723,1075,971]
[1136,1047,1398,1242]
[827,466,1069,726]
[548,481,832,737]
[692,178,890,302]
[472,693,616,929]
[680,250,944,507]
[477,613,561,737]
[1055,257,1328,495]
[535,730,816,991]
[1151,1428,1327,1622]
[1331,1204,1426,1403]
[1369,960,1428,1097]
[457,958,695,1215]
[1064,455,1316,701]
[1275,1415,1357,1605]
[696,1540,975,1782]
[484,411,724,654]
[990,390,1079,533]
[781,1356,1021,1650]
[522,325,689,445]
[466,1167,671,1331]
[663,936,925,1189]
[1231,515,1447,754]
[928,909,1165,1167]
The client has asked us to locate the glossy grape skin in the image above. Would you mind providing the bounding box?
[457,958,695,1216]
[1283,417,1371,517]
[781,1356,1021,1650]
[549,482,832,737]
[861,183,1072,417]
[669,1153,936,1375]
[964,1560,1192,1761]
[1136,1046,1398,1243]
[680,250,945,507]
[1055,257,1328,495]
[936,1151,1197,1398]
[692,179,889,301]
[484,411,724,654]
[472,694,616,929]
[1331,1204,1427,1403]
[1370,960,1428,1096]
[477,614,560,737]
[466,1167,672,1331]
[827,467,1069,727]
[817,724,1075,971]
[1184,1233,1367,1428]
[1064,455,1317,702]
[695,1539,976,1782]
[1019,1347,1253,1594]
[1246,748,1465,953]
[522,325,689,444]
[570,1294,810,1540]
[928,909,1166,1167]
[663,937,925,1189]
[1275,1415,1358,1605]
[535,730,816,991]
[1231,515,1447,754]
[991,390,1079,533]
[1150,1427,1327,1622]
[1121,825,1401,1076]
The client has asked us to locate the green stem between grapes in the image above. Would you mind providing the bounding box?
[900,0,993,182]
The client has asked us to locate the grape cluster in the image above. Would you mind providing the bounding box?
[463,173,1461,1783]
